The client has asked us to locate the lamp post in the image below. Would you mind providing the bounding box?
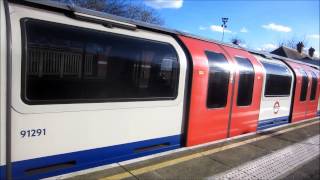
[221,17,228,42]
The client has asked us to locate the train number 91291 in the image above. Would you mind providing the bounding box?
[20,129,46,138]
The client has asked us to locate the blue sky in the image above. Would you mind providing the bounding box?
[141,0,320,57]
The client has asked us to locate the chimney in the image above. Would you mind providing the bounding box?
[308,47,315,57]
[296,42,304,53]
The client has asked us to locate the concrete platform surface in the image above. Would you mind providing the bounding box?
[47,118,320,180]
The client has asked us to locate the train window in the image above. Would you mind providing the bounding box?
[310,72,317,100]
[300,70,308,101]
[205,51,230,108]
[235,57,254,106]
[22,19,179,104]
[262,62,292,97]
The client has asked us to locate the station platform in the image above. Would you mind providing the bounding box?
[48,118,320,180]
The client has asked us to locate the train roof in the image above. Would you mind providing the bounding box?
[248,49,319,70]
[8,0,320,70]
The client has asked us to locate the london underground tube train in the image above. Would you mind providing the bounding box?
[0,0,319,179]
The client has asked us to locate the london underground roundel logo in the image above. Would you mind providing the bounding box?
[273,101,280,114]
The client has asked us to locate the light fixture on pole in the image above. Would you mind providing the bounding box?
[221,17,228,42]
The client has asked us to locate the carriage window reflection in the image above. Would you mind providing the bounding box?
[23,19,179,104]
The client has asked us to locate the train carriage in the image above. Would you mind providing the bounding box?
[0,0,319,179]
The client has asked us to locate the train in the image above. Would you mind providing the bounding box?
[0,0,319,179]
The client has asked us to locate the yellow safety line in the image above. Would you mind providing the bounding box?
[101,119,320,180]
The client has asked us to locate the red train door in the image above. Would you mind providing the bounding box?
[179,36,234,146]
[286,61,308,122]
[305,67,320,119]
[219,45,264,137]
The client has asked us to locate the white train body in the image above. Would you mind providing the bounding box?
[0,0,8,174]
[1,3,188,179]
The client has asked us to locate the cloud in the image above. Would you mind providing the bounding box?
[307,34,320,39]
[262,23,292,32]
[239,43,247,48]
[257,43,278,51]
[199,26,207,30]
[240,27,248,33]
[210,25,232,33]
[144,0,183,9]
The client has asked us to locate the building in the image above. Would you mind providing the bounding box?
[271,42,319,67]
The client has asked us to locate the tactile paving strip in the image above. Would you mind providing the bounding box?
[208,135,320,180]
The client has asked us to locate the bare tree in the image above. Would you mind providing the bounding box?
[230,37,245,47]
[54,0,164,25]
[277,36,309,49]
[125,3,164,25]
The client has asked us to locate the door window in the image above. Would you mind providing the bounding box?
[310,71,318,100]
[300,70,308,101]
[205,51,230,108]
[235,57,254,106]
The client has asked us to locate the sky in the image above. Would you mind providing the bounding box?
[141,0,320,57]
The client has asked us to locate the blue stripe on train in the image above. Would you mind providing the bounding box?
[317,111,320,116]
[257,116,289,131]
[0,135,181,180]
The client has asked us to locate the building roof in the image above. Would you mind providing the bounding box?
[271,46,319,67]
